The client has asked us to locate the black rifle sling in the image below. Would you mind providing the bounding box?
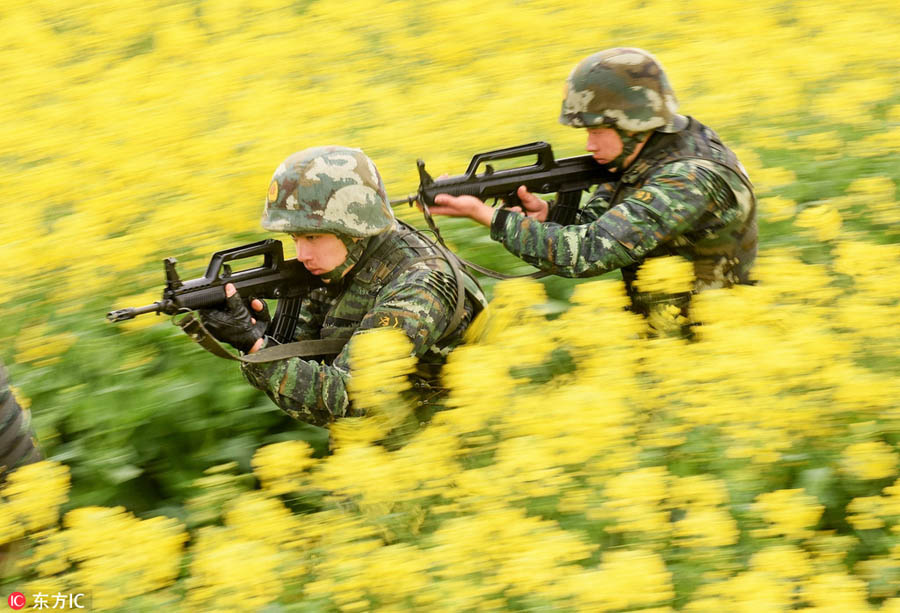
[176,313,350,364]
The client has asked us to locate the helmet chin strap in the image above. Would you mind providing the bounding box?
[607,128,650,170]
[317,234,370,284]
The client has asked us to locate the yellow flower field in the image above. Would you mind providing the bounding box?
[1,0,898,610]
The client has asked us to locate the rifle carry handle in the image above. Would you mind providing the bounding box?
[203,239,284,282]
[462,141,554,177]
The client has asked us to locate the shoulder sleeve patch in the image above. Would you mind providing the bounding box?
[633,189,654,203]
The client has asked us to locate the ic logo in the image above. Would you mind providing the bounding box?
[7,592,26,610]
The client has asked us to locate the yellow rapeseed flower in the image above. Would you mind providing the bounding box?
[855,555,899,599]
[599,466,672,540]
[751,166,797,195]
[348,327,415,406]
[670,475,731,508]
[794,204,843,242]
[13,323,77,367]
[749,545,813,582]
[251,440,317,495]
[758,195,797,222]
[2,460,70,533]
[63,506,187,609]
[684,570,794,612]
[224,491,306,551]
[840,441,899,481]
[0,501,25,545]
[803,571,871,611]
[846,496,886,530]
[559,549,675,611]
[633,255,696,294]
[753,489,824,541]
[187,527,284,612]
[673,508,740,548]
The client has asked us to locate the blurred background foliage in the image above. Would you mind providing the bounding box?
[0,0,899,608]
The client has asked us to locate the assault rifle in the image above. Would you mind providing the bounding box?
[107,239,322,345]
[391,141,618,225]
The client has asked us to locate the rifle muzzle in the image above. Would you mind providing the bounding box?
[389,194,418,207]
[106,302,165,322]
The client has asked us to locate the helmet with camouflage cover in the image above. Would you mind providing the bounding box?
[262,146,395,238]
[559,47,688,133]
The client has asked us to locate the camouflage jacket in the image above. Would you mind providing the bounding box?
[240,222,486,426]
[0,362,42,480]
[490,117,757,313]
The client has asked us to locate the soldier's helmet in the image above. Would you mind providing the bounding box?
[262,146,395,238]
[559,47,688,133]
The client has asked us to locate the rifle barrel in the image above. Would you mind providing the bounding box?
[106,302,164,322]
[389,194,417,207]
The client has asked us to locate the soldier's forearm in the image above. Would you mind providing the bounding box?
[490,209,636,277]
[241,359,351,425]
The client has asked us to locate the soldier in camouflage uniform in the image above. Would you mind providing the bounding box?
[200,146,486,426]
[430,47,757,320]
[0,360,42,482]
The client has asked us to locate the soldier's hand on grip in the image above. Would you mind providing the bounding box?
[198,284,270,353]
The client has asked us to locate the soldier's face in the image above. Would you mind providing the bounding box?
[291,233,349,276]
[584,127,623,165]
